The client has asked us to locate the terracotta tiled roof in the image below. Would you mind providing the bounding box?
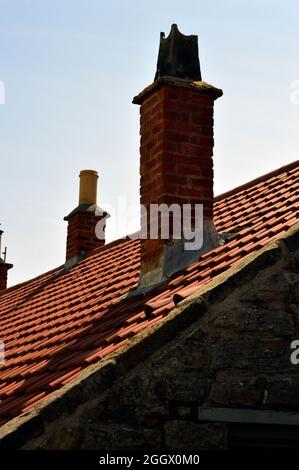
[0,160,298,426]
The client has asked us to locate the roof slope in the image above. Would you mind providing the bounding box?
[0,160,298,426]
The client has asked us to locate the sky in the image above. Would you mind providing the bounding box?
[0,0,299,286]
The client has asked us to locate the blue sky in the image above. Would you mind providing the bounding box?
[0,0,298,286]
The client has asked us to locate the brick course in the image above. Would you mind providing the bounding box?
[65,211,105,262]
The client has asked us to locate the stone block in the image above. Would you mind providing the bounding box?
[164,421,227,449]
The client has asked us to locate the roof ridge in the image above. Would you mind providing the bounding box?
[84,232,140,260]
[0,264,64,298]
[1,235,141,296]
[214,159,299,202]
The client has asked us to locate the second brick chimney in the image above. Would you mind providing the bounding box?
[133,24,223,287]
[64,170,107,268]
[0,230,13,291]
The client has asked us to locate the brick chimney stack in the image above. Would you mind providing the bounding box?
[0,230,13,291]
[133,25,223,286]
[64,170,107,267]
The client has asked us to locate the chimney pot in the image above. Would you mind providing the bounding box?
[155,24,202,81]
[79,169,98,205]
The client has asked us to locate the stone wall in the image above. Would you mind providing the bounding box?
[1,226,299,450]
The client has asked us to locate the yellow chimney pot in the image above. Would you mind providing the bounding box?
[79,170,98,205]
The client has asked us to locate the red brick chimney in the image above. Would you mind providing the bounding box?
[133,25,223,286]
[0,230,13,290]
[64,170,107,267]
